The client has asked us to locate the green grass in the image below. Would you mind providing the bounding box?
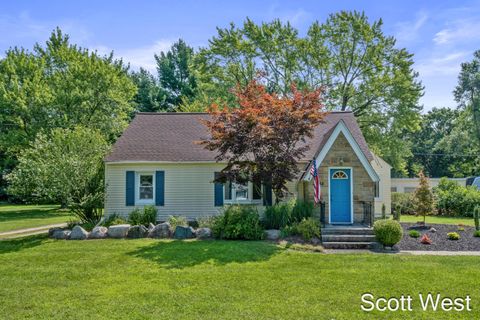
[400,214,475,226]
[0,204,73,233]
[0,237,479,319]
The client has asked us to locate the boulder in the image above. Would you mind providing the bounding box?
[196,227,212,239]
[148,222,171,238]
[265,229,280,241]
[311,237,321,246]
[127,225,148,239]
[173,226,195,239]
[429,227,437,233]
[69,226,89,240]
[107,224,131,238]
[52,229,71,240]
[148,222,155,232]
[48,227,64,238]
[89,226,108,239]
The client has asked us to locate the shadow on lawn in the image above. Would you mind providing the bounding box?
[0,205,69,223]
[128,240,280,269]
[0,234,49,254]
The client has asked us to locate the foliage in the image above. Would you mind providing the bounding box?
[128,206,157,226]
[67,220,96,232]
[393,205,401,221]
[474,230,480,237]
[101,214,128,227]
[196,216,216,228]
[197,13,423,173]
[290,200,314,223]
[408,230,420,238]
[447,232,460,241]
[211,205,264,240]
[373,219,403,247]
[392,192,415,215]
[381,204,386,219]
[168,215,188,230]
[295,218,321,241]
[413,171,435,224]
[420,234,432,245]
[434,178,480,217]
[474,206,480,231]
[202,80,324,201]
[6,127,109,224]
[263,201,293,229]
[130,68,165,112]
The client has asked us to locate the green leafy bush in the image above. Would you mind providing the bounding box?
[447,232,460,240]
[212,205,264,240]
[168,215,188,230]
[408,230,420,238]
[128,206,157,226]
[474,206,480,231]
[290,200,314,223]
[196,216,216,228]
[295,218,321,241]
[263,202,293,229]
[67,220,96,231]
[474,230,480,237]
[393,204,401,221]
[101,214,128,227]
[373,220,403,247]
[434,178,480,217]
[392,192,415,215]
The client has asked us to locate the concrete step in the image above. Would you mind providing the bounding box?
[322,241,375,250]
[322,234,376,242]
[322,227,374,235]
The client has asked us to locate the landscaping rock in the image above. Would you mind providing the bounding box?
[148,222,171,238]
[265,229,280,241]
[69,226,89,240]
[173,225,195,239]
[196,227,212,239]
[48,227,64,237]
[52,229,71,240]
[89,226,108,239]
[107,224,131,238]
[127,225,148,239]
[148,222,155,232]
[311,237,321,246]
[429,227,437,233]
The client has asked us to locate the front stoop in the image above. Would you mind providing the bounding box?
[321,226,377,250]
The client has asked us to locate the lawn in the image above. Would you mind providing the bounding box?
[0,237,479,319]
[0,204,73,233]
[400,214,475,226]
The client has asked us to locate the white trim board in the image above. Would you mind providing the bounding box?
[304,120,379,182]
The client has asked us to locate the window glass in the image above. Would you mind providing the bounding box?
[404,187,416,193]
[332,170,348,179]
[391,187,397,192]
[234,182,248,200]
[252,180,262,200]
[139,175,153,199]
[225,180,232,200]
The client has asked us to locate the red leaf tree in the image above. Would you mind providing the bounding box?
[201,80,325,203]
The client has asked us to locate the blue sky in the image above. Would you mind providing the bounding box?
[1,0,479,111]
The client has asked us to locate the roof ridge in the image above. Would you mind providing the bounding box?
[136,110,353,116]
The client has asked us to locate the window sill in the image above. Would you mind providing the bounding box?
[224,200,263,205]
[135,200,155,206]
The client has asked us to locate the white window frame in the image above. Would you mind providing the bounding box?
[224,181,263,205]
[135,171,155,205]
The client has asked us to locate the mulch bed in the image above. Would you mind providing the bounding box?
[396,223,480,251]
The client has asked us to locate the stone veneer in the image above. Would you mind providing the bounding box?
[302,132,375,224]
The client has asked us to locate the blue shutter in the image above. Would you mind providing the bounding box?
[263,181,272,206]
[155,171,165,206]
[214,172,224,207]
[125,171,135,206]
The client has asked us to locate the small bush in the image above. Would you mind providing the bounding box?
[290,200,314,223]
[434,178,480,217]
[67,220,96,231]
[458,227,465,232]
[101,214,127,227]
[295,218,321,241]
[373,220,403,247]
[408,230,420,238]
[381,204,386,219]
[420,234,432,244]
[168,215,188,230]
[128,206,157,226]
[263,202,292,229]
[212,205,264,240]
[280,224,298,238]
[128,209,143,225]
[447,232,460,240]
[393,204,401,221]
[474,206,480,231]
[392,192,415,215]
[474,230,480,237]
[196,216,216,228]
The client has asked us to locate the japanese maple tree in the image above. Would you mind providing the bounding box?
[201,80,325,203]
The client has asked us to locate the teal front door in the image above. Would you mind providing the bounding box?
[329,168,352,224]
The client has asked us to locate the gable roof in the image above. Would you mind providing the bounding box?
[104,111,373,163]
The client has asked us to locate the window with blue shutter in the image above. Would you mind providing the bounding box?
[125,171,135,206]
[155,171,165,206]
[214,172,224,207]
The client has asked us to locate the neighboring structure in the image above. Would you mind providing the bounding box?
[391,177,467,193]
[371,154,392,216]
[104,112,391,225]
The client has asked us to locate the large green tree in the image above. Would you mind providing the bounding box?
[130,67,166,112]
[196,12,423,172]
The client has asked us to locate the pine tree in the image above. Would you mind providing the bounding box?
[413,171,435,224]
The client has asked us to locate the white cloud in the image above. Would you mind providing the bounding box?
[266,5,311,28]
[395,11,428,44]
[434,19,480,45]
[415,51,470,77]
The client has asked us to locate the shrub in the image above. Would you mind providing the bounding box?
[474,206,480,231]
[263,202,292,229]
[420,234,432,244]
[447,232,460,240]
[458,227,465,232]
[392,192,415,215]
[280,224,298,238]
[212,205,264,240]
[474,230,480,237]
[196,216,216,228]
[393,204,401,221]
[434,178,480,217]
[290,200,314,223]
[295,218,321,241]
[381,204,386,219]
[101,214,127,227]
[128,206,157,226]
[373,220,403,247]
[168,215,188,230]
[408,230,420,238]
[413,171,435,224]
[66,220,95,231]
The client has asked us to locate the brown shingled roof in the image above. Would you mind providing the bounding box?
[104,111,373,163]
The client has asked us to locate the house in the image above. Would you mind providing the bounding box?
[104,111,391,225]
[391,177,466,193]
